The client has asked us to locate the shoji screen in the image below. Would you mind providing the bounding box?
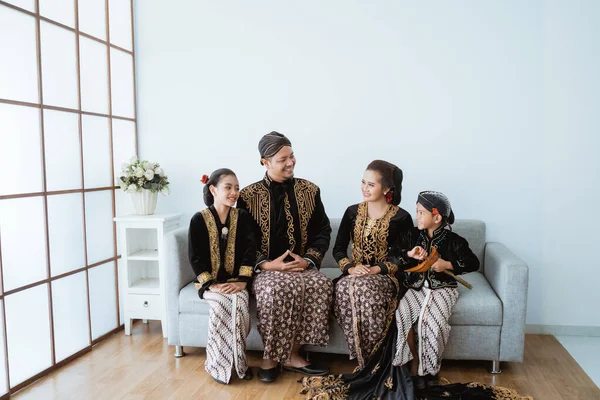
[0,0,137,395]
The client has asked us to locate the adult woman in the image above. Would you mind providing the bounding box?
[333,160,414,368]
[300,161,415,399]
[188,168,255,384]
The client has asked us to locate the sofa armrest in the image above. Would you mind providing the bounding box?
[165,227,195,345]
[484,242,529,362]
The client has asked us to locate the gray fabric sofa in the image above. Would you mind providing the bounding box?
[165,218,528,372]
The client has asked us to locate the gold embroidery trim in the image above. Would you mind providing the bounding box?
[351,202,368,264]
[194,272,212,290]
[384,376,393,389]
[381,261,398,277]
[239,266,253,277]
[371,363,380,374]
[293,179,318,254]
[338,257,352,271]
[283,193,296,252]
[240,183,270,257]
[224,208,238,275]
[351,202,399,270]
[305,248,323,263]
[200,208,220,280]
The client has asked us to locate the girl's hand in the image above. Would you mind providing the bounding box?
[209,283,223,293]
[218,282,247,294]
[431,258,453,273]
[349,264,370,276]
[408,246,427,260]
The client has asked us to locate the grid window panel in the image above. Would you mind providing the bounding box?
[112,119,136,179]
[39,0,75,28]
[110,48,135,118]
[0,104,43,196]
[88,261,118,340]
[82,115,112,189]
[39,21,78,109]
[78,0,107,41]
[5,284,52,387]
[52,272,90,362]
[0,6,39,103]
[47,193,85,277]
[84,190,114,265]
[79,36,109,114]
[108,0,132,51]
[43,110,82,191]
[0,196,47,292]
[2,1,35,12]
[0,301,7,395]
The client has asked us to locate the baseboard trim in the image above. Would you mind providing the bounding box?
[526,324,600,337]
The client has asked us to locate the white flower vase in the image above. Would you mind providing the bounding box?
[131,190,158,215]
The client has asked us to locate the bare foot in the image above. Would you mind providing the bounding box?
[283,352,309,368]
[260,358,278,370]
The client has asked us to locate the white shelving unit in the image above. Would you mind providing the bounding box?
[114,213,181,338]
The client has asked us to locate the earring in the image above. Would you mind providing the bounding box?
[385,191,393,204]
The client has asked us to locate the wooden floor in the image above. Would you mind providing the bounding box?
[12,321,600,400]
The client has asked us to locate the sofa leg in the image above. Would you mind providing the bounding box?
[489,360,501,374]
[174,346,185,358]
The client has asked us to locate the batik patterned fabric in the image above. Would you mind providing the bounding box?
[332,202,414,368]
[203,289,251,383]
[253,269,333,363]
[393,286,459,376]
[300,303,415,400]
[334,274,397,368]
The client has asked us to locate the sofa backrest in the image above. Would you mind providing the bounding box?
[171,218,486,272]
[321,218,485,270]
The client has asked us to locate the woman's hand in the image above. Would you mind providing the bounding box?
[368,266,382,275]
[407,246,427,260]
[349,264,370,276]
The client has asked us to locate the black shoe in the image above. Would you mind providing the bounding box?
[426,374,440,387]
[241,368,253,380]
[213,377,227,385]
[282,364,328,376]
[257,365,280,383]
[412,375,426,391]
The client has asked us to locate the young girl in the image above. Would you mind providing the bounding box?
[393,191,479,389]
[188,168,256,384]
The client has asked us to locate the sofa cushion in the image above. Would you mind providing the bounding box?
[178,257,500,326]
[450,272,502,326]
[179,282,211,315]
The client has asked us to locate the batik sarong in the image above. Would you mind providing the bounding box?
[334,274,397,368]
[253,269,333,363]
[393,286,459,376]
[204,289,251,383]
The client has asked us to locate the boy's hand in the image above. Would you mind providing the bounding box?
[408,246,427,260]
[431,258,453,273]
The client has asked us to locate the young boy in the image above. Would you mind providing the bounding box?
[392,191,479,389]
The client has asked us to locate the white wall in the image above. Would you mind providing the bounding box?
[134,0,600,329]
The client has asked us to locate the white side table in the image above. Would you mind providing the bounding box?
[114,213,181,338]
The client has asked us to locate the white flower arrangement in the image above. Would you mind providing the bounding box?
[118,156,171,195]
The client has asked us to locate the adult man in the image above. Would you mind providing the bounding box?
[238,131,333,383]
